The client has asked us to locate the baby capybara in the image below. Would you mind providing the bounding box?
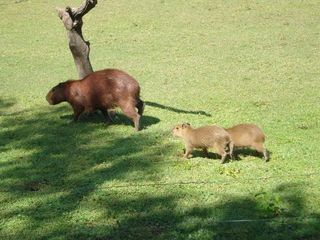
[225,124,268,161]
[172,123,233,163]
[46,69,144,131]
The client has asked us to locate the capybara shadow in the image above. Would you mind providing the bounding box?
[111,112,160,129]
[60,112,103,123]
[60,111,160,129]
[188,149,222,160]
[233,148,272,161]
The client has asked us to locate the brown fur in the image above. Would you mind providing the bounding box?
[172,123,232,163]
[46,69,145,131]
[225,124,269,161]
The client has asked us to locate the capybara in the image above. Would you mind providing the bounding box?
[172,123,233,163]
[46,69,145,131]
[225,124,268,161]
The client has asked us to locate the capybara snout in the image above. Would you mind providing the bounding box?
[46,83,66,105]
[172,123,190,138]
[46,69,144,131]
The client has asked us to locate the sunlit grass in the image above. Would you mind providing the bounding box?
[0,0,320,239]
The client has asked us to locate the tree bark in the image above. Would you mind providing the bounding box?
[57,0,97,79]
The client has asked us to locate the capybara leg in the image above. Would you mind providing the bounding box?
[131,114,141,131]
[183,145,193,159]
[72,105,84,121]
[215,143,228,163]
[220,152,227,164]
[253,143,268,161]
[136,99,145,116]
[101,109,115,123]
[228,141,234,160]
[121,103,141,131]
[217,146,227,164]
[263,149,269,162]
[202,148,209,158]
[108,110,116,122]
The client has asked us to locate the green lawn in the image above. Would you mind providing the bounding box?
[1,0,320,239]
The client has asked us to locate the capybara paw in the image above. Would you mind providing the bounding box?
[183,154,192,159]
[221,159,227,164]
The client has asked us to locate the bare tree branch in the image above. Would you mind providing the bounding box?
[71,0,97,20]
[57,0,97,78]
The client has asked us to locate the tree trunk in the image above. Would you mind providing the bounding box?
[57,0,97,79]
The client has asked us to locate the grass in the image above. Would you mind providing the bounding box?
[1,0,320,239]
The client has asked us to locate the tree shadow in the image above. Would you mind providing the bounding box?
[0,97,16,115]
[1,100,319,239]
[0,101,173,238]
[41,183,319,239]
[210,183,320,239]
[145,101,211,117]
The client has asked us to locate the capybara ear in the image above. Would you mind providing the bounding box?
[182,123,190,128]
[58,82,66,87]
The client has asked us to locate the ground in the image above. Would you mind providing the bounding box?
[0,0,320,239]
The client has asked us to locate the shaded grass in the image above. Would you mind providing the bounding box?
[1,0,320,239]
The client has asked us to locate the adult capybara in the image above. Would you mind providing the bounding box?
[172,123,233,163]
[225,124,268,161]
[46,69,145,131]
